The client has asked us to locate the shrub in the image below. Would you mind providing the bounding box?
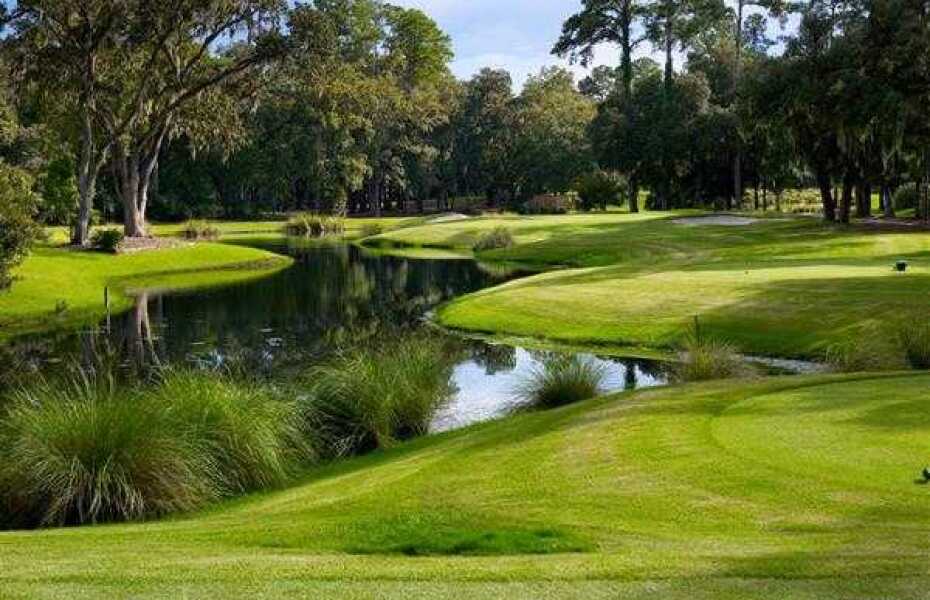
[90,228,124,253]
[576,170,624,211]
[514,354,607,409]
[180,219,220,241]
[0,370,312,528]
[673,333,750,382]
[286,212,346,238]
[522,194,575,215]
[472,227,514,252]
[893,183,919,211]
[899,323,930,369]
[0,163,41,289]
[303,336,454,457]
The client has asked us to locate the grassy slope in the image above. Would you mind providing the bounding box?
[3,373,930,598]
[0,243,292,340]
[374,212,930,357]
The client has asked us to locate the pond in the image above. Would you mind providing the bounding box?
[2,240,667,431]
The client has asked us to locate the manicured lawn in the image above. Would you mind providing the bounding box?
[0,243,292,340]
[374,212,930,358]
[3,373,930,598]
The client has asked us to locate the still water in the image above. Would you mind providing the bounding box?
[3,241,666,430]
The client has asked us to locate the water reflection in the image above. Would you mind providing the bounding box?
[1,242,667,428]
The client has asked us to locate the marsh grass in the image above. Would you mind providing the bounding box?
[824,324,906,372]
[303,336,454,457]
[899,323,930,369]
[286,213,346,238]
[472,227,514,252]
[180,220,220,240]
[673,333,752,382]
[514,354,607,409]
[0,369,312,528]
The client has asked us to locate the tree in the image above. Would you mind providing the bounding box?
[0,163,41,289]
[554,0,648,211]
[8,0,288,239]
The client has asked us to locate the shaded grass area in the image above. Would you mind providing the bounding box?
[0,243,292,341]
[369,212,930,358]
[3,373,930,597]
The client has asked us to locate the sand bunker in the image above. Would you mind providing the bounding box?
[672,215,761,227]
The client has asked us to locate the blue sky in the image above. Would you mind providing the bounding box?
[392,0,620,90]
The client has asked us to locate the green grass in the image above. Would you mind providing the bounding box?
[370,212,930,358]
[3,373,930,597]
[0,242,292,340]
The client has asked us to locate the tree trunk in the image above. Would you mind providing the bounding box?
[629,176,639,213]
[839,174,853,224]
[857,182,872,218]
[732,0,744,218]
[882,184,895,218]
[817,171,836,222]
[72,111,99,246]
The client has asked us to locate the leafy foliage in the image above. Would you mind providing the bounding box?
[0,163,41,289]
[90,228,124,253]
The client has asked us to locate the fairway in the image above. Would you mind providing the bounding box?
[3,373,930,598]
[372,213,930,357]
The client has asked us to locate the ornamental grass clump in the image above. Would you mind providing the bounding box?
[286,212,346,238]
[673,332,750,382]
[0,370,312,528]
[151,371,311,493]
[899,323,930,370]
[180,219,220,240]
[472,227,514,252]
[515,354,607,409]
[303,336,454,457]
[0,373,216,527]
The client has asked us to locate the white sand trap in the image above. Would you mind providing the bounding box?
[672,215,761,227]
[428,212,471,223]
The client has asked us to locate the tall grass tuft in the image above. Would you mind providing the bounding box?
[180,219,220,240]
[286,212,346,238]
[899,323,930,369]
[151,371,311,493]
[0,370,313,528]
[0,373,216,527]
[515,354,607,409]
[472,227,514,252]
[673,332,750,382]
[303,336,454,457]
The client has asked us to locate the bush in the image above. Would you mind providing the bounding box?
[302,336,454,457]
[0,163,41,289]
[673,333,750,382]
[576,170,624,211]
[180,219,220,241]
[286,212,346,238]
[472,227,514,252]
[522,194,575,215]
[0,370,312,528]
[893,183,919,211]
[514,354,607,409]
[90,228,124,253]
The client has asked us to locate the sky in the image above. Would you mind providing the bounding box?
[391,0,621,91]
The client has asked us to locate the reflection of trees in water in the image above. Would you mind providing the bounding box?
[7,244,517,377]
[467,341,517,375]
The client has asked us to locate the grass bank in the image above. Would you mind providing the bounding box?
[373,212,930,358]
[2,373,929,598]
[0,243,292,340]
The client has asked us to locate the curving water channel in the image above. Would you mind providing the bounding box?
[2,240,667,431]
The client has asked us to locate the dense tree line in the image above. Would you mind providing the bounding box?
[0,0,928,264]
